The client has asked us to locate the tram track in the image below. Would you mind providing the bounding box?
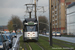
[36,42,44,50]
[24,42,33,50]
[27,42,32,50]
[24,43,27,50]
[24,41,44,50]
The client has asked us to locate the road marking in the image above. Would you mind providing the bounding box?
[13,37,19,50]
[13,35,22,50]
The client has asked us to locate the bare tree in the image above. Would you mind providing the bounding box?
[7,15,23,31]
[39,16,48,33]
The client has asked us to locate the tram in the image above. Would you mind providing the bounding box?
[23,18,38,41]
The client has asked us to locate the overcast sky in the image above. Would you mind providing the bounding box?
[0,0,49,26]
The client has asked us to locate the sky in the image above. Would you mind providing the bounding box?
[0,0,49,26]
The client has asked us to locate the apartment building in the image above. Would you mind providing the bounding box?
[67,2,75,35]
[51,0,75,34]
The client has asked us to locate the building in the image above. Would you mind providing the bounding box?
[51,0,75,34]
[52,0,66,34]
[0,26,9,32]
[67,2,75,35]
[66,0,75,7]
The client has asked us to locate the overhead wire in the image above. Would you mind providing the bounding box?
[38,6,49,16]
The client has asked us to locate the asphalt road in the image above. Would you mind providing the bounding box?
[9,34,22,50]
[39,34,75,43]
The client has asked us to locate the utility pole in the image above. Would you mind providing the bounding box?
[34,0,37,18]
[49,0,52,46]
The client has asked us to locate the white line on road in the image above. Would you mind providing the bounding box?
[12,34,22,50]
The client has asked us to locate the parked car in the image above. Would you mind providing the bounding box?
[11,33,17,38]
[6,32,13,42]
[6,32,13,39]
[6,32,11,34]
[6,34,13,48]
[55,32,61,37]
[52,32,61,37]
[0,34,9,50]
[52,32,56,36]
[46,32,49,35]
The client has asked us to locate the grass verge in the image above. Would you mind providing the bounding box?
[29,42,42,50]
[62,35,75,37]
[19,36,75,50]
[19,36,30,50]
[39,36,75,50]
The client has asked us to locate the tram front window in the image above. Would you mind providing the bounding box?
[26,26,36,32]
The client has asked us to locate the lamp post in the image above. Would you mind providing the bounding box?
[49,0,52,46]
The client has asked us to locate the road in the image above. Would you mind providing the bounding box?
[9,34,22,50]
[39,34,75,43]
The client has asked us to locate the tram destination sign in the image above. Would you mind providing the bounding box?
[28,22,34,25]
[24,22,37,25]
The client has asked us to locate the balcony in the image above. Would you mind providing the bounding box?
[52,11,55,13]
[53,20,54,21]
[55,9,58,11]
[55,23,58,25]
[52,15,55,17]
[55,14,58,16]
[53,24,55,26]
[55,18,58,20]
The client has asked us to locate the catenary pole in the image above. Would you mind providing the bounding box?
[49,0,52,46]
[34,0,37,18]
